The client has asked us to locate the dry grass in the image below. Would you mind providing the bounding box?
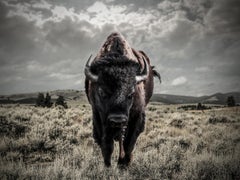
[0,103,239,179]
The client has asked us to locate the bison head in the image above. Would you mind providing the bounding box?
[85,54,148,129]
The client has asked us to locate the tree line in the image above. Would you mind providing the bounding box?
[178,96,237,111]
[36,93,68,108]
[227,96,236,107]
[35,94,236,109]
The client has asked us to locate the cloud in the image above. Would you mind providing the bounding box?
[0,0,239,95]
[195,67,210,72]
[204,0,240,34]
[171,76,187,86]
[87,1,108,13]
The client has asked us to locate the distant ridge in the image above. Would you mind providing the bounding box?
[151,92,240,105]
[0,89,88,104]
[0,90,239,105]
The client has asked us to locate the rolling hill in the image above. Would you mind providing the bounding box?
[151,92,240,105]
[0,89,88,104]
[0,90,239,105]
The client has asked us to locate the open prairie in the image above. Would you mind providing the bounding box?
[0,103,239,179]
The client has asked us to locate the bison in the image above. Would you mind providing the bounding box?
[84,32,161,167]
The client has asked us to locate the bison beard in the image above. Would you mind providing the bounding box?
[84,33,160,167]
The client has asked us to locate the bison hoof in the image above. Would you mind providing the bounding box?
[104,163,111,167]
[117,160,128,169]
[118,157,125,165]
[117,154,133,167]
[104,160,111,167]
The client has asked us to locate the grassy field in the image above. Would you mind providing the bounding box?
[0,102,239,179]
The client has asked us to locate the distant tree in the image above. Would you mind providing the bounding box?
[36,93,45,107]
[45,93,53,108]
[197,103,202,110]
[55,95,68,108]
[227,96,236,107]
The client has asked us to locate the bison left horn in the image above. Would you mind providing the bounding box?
[136,57,149,83]
[84,55,98,82]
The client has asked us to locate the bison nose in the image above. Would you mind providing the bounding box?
[108,114,127,127]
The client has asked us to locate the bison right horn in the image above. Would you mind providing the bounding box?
[84,54,98,82]
[135,57,149,83]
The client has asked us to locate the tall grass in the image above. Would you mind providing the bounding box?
[0,104,239,179]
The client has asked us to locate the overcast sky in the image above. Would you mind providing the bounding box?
[0,0,239,96]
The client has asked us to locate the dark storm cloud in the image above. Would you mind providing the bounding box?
[51,0,100,10]
[0,0,239,95]
[106,0,164,10]
[43,19,95,58]
[0,0,118,94]
[0,2,41,65]
[205,0,240,33]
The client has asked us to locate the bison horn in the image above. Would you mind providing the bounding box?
[136,57,149,83]
[84,55,98,82]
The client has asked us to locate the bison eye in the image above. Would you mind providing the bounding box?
[127,92,134,100]
[98,87,107,99]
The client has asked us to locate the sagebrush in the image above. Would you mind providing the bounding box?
[0,103,239,179]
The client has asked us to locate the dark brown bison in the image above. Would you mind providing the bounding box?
[85,32,161,167]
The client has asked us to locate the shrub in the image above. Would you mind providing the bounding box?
[208,116,233,124]
[36,93,45,107]
[169,118,185,128]
[55,96,68,109]
[0,118,29,138]
[148,106,157,111]
[36,93,53,108]
[227,96,236,107]
[44,93,53,108]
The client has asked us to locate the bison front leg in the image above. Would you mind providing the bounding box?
[101,129,114,167]
[101,138,114,167]
[92,111,102,146]
[121,132,138,166]
[118,112,145,166]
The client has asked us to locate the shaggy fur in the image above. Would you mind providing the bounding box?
[85,32,160,167]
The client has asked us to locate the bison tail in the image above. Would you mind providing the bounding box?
[151,66,161,83]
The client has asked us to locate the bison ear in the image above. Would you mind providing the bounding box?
[135,57,149,83]
[84,55,98,82]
